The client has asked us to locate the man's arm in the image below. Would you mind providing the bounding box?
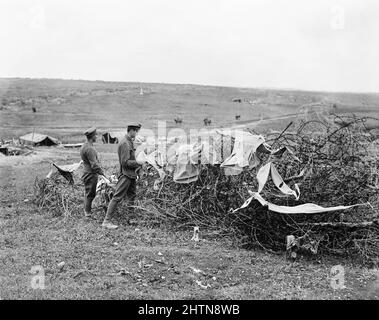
[87,149,105,176]
[119,142,140,170]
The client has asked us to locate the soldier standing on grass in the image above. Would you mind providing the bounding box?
[102,123,143,230]
[80,127,109,218]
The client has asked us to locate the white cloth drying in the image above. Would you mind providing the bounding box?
[257,162,300,200]
[233,192,369,214]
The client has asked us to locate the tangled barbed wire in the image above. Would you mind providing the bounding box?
[34,115,379,264]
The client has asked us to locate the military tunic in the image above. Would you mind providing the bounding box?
[80,141,104,213]
[104,135,141,220]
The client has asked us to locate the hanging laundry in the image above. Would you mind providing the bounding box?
[221,131,265,175]
[232,193,256,212]
[223,167,244,176]
[213,129,234,162]
[257,162,271,193]
[173,143,202,184]
[96,174,117,194]
[51,160,83,184]
[270,164,300,200]
[153,136,181,167]
[53,160,83,173]
[200,140,220,165]
[136,149,166,180]
[256,162,300,200]
[234,192,369,214]
[249,152,260,169]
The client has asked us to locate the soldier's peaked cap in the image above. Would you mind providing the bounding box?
[127,122,142,129]
[84,127,97,136]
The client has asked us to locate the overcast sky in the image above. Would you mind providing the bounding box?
[0,0,378,92]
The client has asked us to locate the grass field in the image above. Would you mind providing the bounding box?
[1,78,379,300]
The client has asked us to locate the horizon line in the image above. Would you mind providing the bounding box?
[1,76,378,96]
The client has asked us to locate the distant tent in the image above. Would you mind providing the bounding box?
[63,143,83,149]
[0,146,8,155]
[19,133,60,146]
[102,132,126,144]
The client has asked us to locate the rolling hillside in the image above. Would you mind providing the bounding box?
[0,78,378,142]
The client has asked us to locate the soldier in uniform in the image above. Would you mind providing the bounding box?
[102,123,143,229]
[80,127,107,218]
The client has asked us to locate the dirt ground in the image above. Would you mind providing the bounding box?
[1,146,379,300]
